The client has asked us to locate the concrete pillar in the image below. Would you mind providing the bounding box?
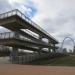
[11,46,18,64]
[53,44,56,53]
[48,41,51,53]
[38,35,43,55]
[14,32,19,39]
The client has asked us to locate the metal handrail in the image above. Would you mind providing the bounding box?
[0,32,14,39]
[0,32,49,45]
[0,9,58,43]
[0,32,33,42]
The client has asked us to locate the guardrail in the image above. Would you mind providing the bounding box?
[0,32,33,42]
[0,9,58,43]
[0,32,49,45]
[0,32,14,39]
[10,52,50,64]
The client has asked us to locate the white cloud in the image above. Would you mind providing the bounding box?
[8,0,25,4]
[7,0,28,13]
[31,0,75,50]
[31,0,75,38]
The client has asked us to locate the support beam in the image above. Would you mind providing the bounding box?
[48,38,56,53]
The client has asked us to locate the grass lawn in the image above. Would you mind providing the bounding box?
[30,55,75,66]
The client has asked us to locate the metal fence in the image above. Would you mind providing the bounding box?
[10,52,50,64]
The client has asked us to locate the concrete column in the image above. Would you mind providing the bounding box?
[14,32,19,39]
[38,35,43,55]
[11,46,18,64]
[53,44,56,53]
[48,41,51,53]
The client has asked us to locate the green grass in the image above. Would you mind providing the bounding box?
[30,55,75,66]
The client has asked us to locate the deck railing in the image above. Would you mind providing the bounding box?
[0,32,49,45]
[0,32,33,42]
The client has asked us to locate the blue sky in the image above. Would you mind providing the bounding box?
[24,0,37,18]
[0,0,75,51]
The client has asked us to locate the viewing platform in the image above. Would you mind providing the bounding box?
[0,9,58,44]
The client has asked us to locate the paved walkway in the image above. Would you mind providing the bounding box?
[0,64,75,75]
[0,57,10,64]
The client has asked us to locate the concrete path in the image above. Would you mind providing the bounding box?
[0,57,10,64]
[0,64,75,75]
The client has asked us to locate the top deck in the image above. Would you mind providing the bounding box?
[0,9,58,44]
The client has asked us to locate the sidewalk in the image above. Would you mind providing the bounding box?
[0,64,75,75]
